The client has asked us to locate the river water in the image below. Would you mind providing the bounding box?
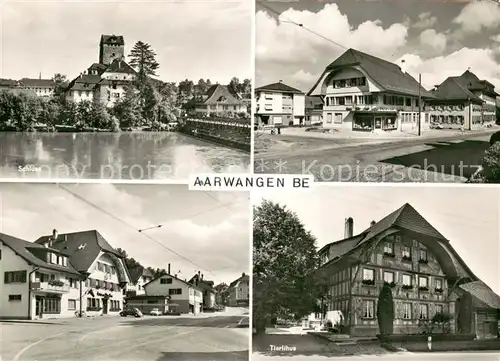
[0,132,250,180]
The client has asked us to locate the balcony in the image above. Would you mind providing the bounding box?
[31,281,70,293]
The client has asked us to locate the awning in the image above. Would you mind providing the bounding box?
[460,281,500,309]
[169,303,180,306]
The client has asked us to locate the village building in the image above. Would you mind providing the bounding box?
[317,204,500,338]
[19,78,55,98]
[228,272,249,307]
[427,70,499,129]
[125,266,154,296]
[143,272,203,315]
[0,229,131,319]
[308,48,434,133]
[189,272,216,309]
[194,84,247,116]
[35,230,131,317]
[254,81,306,126]
[65,35,137,107]
[305,95,324,126]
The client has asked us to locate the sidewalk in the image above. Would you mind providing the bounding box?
[281,125,498,140]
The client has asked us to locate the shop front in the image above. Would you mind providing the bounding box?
[352,111,398,132]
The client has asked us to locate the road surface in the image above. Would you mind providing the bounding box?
[1,313,249,361]
[252,351,500,361]
[254,132,495,182]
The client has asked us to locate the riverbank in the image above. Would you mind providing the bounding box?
[0,125,178,133]
[178,128,251,153]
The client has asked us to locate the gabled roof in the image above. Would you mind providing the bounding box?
[199,84,243,105]
[188,274,216,293]
[129,266,154,284]
[430,77,483,103]
[460,280,500,309]
[0,233,81,276]
[229,273,249,288]
[320,203,448,264]
[255,82,304,94]
[310,48,433,98]
[66,74,102,92]
[35,230,123,273]
[100,35,124,46]
[88,63,108,75]
[19,78,55,88]
[104,59,136,75]
[143,273,202,291]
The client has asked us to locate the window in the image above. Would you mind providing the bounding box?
[402,245,411,259]
[419,250,428,262]
[4,271,27,284]
[50,253,57,264]
[0,249,2,260]
[383,271,394,284]
[363,300,375,318]
[435,304,444,315]
[334,113,343,124]
[362,269,375,281]
[62,257,68,267]
[435,279,443,290]
[68,299,77,310]
[383,242,394,254]
[402,274,412,286]
[419,276,428,288]
[169,288,182,295]
[419,304,429,320]
[9,295,22,302]
[326,113,332,124]
[160,278,173,284]
[402,303,412,319]
[44,297,61,314]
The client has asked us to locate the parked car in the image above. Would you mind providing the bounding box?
[164,310,182,316]
[149,308,162,316]
[119,307,143,318]
[490,131,500,145]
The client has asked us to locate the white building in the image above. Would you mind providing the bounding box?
[254,81,306,126]
[308,48,434,133]
[228,272,249,307]
[189,272,216,309]
[428,70,499,129]
[19,78,55,98]
[35,229,131,317]
[126,266,154,296]
[0,233,82,319]
[144,274,203,315]
[65,35,137,107]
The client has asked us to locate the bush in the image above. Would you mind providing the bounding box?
[482,142,500,182]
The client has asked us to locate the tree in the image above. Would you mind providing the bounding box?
[240,78,251,95]
[253,200,319,333]
[111,86,143,128]
[194,79,210,98]
[377,283,394,336]
[52,73,68,96]
[178,79,195,104]
[128,41,160,82]
[228,77,241,96]
[496,106,500,125]
[141,80,161,123]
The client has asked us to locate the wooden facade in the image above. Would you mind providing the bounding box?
[318,204,500,338]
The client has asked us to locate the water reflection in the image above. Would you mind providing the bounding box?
[0,132,250,180]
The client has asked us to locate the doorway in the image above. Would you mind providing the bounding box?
[35,296,44,318]
[374,117,382,130]
[102,299,108,314]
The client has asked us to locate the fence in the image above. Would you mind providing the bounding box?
[180,117,251,152]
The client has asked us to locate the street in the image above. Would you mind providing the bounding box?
[1,312,249,361]
[254,131,496,182]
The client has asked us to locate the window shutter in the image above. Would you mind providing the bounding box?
[21,271,27,283]
[4,272,9,284]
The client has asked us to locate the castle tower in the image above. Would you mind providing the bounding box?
[99,35,125,65]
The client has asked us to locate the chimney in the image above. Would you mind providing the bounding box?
[168,263,171,274]
[279,80,283,83]
[344,217,354,239]
[52,229,58,240]
[370,220,376,227]
[201,274,204,280]
[242,272,245,277]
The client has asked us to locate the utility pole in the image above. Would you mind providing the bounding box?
[418,73,422,136]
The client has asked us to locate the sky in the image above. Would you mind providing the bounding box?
[0,183,250,285]
[0,0,251,84]
[256,0,500,93]
[254,185,500,294]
